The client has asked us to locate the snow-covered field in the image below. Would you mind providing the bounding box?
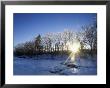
[14,55,97,75]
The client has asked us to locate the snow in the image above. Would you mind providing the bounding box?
[14,55,97,75]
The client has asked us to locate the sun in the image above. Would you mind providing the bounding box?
[65,41,81,62]
[67,41,81,53]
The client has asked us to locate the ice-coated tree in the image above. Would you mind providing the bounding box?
[62,29,76,50]
[82,22,97,55]
[41,33,53,52]
[75,31,85,50]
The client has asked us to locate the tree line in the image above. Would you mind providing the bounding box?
[14,22,97,57]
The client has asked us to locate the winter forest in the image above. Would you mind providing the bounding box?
[14,13,97,75]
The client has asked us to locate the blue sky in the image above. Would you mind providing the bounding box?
[14,13,96,46]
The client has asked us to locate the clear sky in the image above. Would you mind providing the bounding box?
[14,13,97,46]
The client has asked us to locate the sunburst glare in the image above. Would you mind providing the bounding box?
[65,41,81,63]
[67,41,81,53]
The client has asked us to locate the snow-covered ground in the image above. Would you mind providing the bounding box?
[14,55,97,75]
